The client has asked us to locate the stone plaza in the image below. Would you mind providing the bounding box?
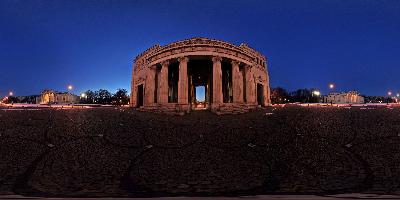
[1,106,400,197]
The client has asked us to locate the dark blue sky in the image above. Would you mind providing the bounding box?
[1,0,400,97]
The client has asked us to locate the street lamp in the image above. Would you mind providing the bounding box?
[312,90,321,103]
[327,83,335,105]
[313,90,321,96]
[396,93,400,103]
[387,91,392,105]
[9,91,13,96]
[67,85,73,91]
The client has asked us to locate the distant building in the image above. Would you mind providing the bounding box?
[36,90,80,104]
[324,91,364,104]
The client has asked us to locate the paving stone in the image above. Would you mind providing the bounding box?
[1,107,400,197]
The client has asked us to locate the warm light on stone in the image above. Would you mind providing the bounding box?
[130,37,271,113]
[324,91,364,104]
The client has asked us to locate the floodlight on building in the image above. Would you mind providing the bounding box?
[81,93,86,98]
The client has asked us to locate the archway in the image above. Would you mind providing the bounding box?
[137,84,144,107]
[168,62,179,103]
[188,58,213,110]
[257,83,264,106]
[222,60,233,103]
[194,86,206,109]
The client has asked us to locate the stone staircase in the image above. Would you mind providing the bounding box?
[137,103,188,115]
[211,103,261,115]
[136,103,263,115]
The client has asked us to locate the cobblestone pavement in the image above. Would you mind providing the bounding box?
[2,193,400,200]
[1,107,400,197]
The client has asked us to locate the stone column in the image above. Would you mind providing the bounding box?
[129,66,136,107]
[178,57,189,104]
[144,65,157,106]
[263,75,271,106]
[244,65,256,104]
[212,56,223,104]
[231,60,243,103]
[158,60,169,104]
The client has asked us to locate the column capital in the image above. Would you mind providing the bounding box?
[161,60,170,67]
[212,56,222,63]
[178,57,189,63]
[231,60,240,66]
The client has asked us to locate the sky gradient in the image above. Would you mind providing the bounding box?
[1,0,400,97]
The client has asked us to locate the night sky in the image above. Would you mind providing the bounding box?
[1,0,400,97]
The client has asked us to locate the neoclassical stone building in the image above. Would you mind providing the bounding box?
[36,90,80,104]
[324,91,365,104]
[130,37,271,113]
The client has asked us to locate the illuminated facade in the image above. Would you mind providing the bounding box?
[324,91,364,104]
[130,37,271,113]
[36,90,80,104]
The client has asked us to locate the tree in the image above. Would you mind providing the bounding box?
[271,87,290,104]
[290,89,312,103]
[290,88,321,103]
[3,96,20,104]
[112,88,129,106]
[20,95,38,104]
[82,90,95,104]
[364,96,395,103]
[94,89,112,104]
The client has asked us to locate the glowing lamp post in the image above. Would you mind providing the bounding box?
[80,93,87,104]
[328,83,335,105]
[387,91,392,105]
[396,93,400,103]
[66,85,73,105]
[313,90,321,96]
[7,91,14,105]
[312,90,321,103]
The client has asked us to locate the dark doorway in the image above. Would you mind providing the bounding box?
[257,83,264,106]
[137,84,144,107]
[188,58,212,110]
[222,61,233,103]
[154,66,160,103]
[168,62,179,103]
